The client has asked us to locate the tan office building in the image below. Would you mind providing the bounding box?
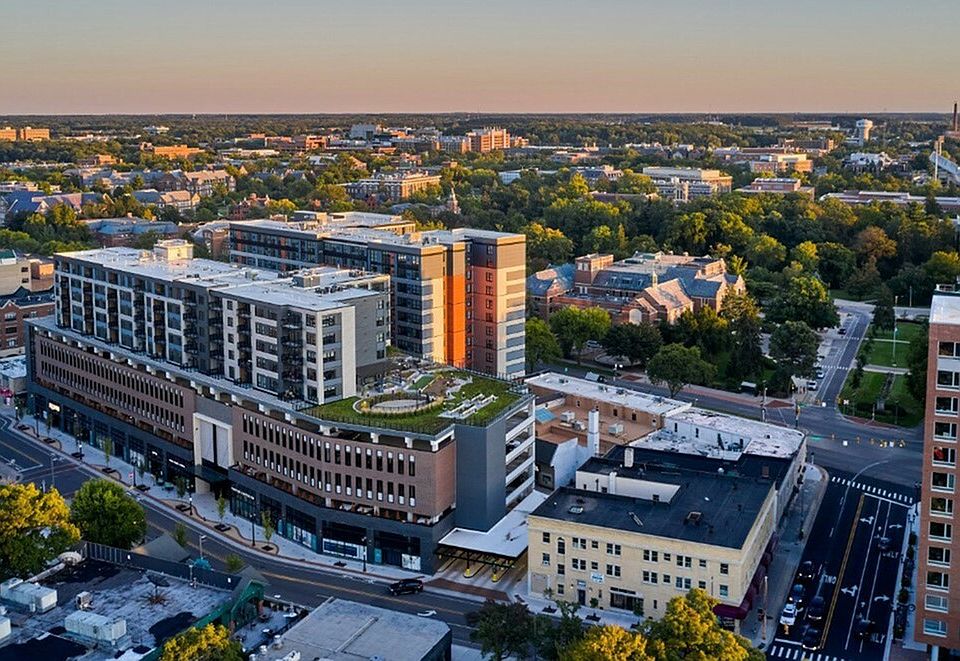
[527,455,777,630]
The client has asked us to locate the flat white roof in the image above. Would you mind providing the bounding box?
[932,294,960,326]
[439,490,547,558]
[638,407,805,459]
[525,372,690,417]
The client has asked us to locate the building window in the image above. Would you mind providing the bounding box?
[557,564,565,576]
[934,423,958,441]
[925,594,949,613]
[606,564,621,578]
[933,472,956,492]
[542,532,551,544]
[933,446,957,465]
[923,619,947,637]
[542,553,550,566]
[929,546,951,566]
[936,397,959,414]
[642,571,657,584]
[931,497,954,516]
[572,558,586,571]
[643,549,658,562]
[927,571,950,591]
[557,539,565,555]
[699,559,707,569]
[572,537,587,550]
[606,543,621,556]
[674,576,691,590]
[719,585,729,597]
[676,555,692,568]
[720,563,729,575]
[556,583,564,595]
[937,370,960,389]
[930,521,953,541]
[590,561,598,571]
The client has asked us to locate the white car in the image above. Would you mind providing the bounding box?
[806,380,818,391]
[780,602,798,627]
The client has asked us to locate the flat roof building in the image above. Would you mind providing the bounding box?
[230,220,526,377]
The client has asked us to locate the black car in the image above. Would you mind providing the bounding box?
[838,327,848,335]
[878,536,893,552]
[853,618,874,640]
[388,578,424,595]
[801,625,822,651]
[797,561,816,584]
[807,595,826,622]
[788,583,806,609]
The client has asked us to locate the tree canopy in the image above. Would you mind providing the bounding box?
[160,623,243,661]
[70,479,147,549]
[647,343,714,397]
[0,483,79,579]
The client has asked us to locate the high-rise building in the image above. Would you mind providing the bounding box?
[855,119,874,145]
[53,241,390,403]
[27,241,535,572]
[466,127,510,153]
[916,287,960,651]
[229,219,526,377]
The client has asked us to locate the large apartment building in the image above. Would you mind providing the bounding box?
[27,242,536,572]
[642,166,733,197]
[916,288,960,652]
[54,241,390,403]
[345,171,441,202]
[229,218,526,377]
[467,127,511,153]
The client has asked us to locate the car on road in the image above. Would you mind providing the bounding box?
[878,536,893,551]
[816,368,825,379]
[806,380,818,391]
[800,625,822,651]
[788,583,806,608]
[807,595,826,622]
[853,617,874,640]
[797,560,816,584]
[779,602,798,628]
[838,327,848,335]
[388,578,424,595]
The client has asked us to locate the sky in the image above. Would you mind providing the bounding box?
[1,0,956,114]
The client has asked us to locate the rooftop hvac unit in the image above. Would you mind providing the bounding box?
[560,411,576,424]
[573,421,586,431]
[608,423,624,436]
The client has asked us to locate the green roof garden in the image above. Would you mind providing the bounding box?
[303,369,525,435]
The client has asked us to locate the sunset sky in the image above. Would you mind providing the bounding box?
[1,0,955,114]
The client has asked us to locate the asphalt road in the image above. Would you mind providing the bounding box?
[765,465,912,661]
[0,418,484,647]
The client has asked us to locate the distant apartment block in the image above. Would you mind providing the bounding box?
[78,154,117,167]
[642,167,733,197]
[145,144,204,159]
[229,217,527,377]
[467,127,511,153]
[821,191,960,214]
[0,127,16,141]
[527,252,744,323]
[132,188,200,213]
[0,126,50,142]
[736,178,814,197]
[345,171,441,202]
[156,169,236,197]
[439,136,470,154]
[264,135,328,154]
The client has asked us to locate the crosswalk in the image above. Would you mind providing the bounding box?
[830,475,914,504]
[766,643,846,660]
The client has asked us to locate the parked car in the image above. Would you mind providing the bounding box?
[838,327,848,335]
[788,583,806,608]
[806,380,818,391]
[797,560,816,584]
[801,625,822,651]
[816,368,825,379]
[388,578,424,595]
[780,602,798,628]
[807,595,826,622]
[853,617,874,640]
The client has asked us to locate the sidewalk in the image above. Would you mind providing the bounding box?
[741,463,829,649]
[7,411,482,596]
[889,504,926,661]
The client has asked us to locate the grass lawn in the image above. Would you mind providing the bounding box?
[863,322,924,367]
[305,371,520,434]
[839,369,923,427]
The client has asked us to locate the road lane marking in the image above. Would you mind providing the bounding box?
[823,494,865,644]
[0,436,42,470]
[844,499,887,649]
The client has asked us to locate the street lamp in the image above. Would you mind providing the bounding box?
[361,536,368,573]
[199,534,207,560]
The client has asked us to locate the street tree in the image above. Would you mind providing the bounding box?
[160,623,243,661]
[261,510,275,545]
[769,321,819,380]
[225,554,245,573]
[526,318,562,369]
[0,483,79,579]
[549,307,611,363]
[216,496,228,525]
[173,522,188,548]
[647,344,714,397]
[536,600,585,659]
[561,625,653,661]
[872,286,896,331]
[602,323,662,368]
[767,275,839,329]
[643,589,763,661]
[470,599,533,661]
[720,292,764,378]
[906,325,929,403]
[816,242,856,288]
[70,479,146,549]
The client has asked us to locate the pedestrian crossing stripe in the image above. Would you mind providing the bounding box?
[829,476,914,503]
[766,644,848,660]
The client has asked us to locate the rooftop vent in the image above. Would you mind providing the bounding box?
[568,505,584,515]
[685,511,702,525]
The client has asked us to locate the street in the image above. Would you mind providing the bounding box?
[765,466,912,661]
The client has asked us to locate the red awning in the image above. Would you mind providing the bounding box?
[713,601,749,620]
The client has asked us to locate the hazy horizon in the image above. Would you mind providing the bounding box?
[2,0,955,115]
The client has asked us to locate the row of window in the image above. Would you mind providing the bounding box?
[543,533,729,574]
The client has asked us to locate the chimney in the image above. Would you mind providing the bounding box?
[587,408,600,456]
[607,470,618,495]
[624,447,634,469]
